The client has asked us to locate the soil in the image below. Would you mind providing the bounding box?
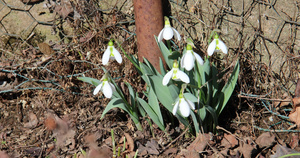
[0,0,299,158]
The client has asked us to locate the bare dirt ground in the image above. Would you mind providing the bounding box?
[0,0,300,157]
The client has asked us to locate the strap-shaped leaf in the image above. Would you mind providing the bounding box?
[216,61,240,116]
[77,77,101,86]
[137,97,165,130]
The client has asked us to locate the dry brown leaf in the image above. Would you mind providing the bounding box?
[54,0,73,19]
[255,132,276,148]
[145,139,159,155]
[289,133,299,149]
[221,133,239,149]
[289,101,300,126]
[162,147,177,156]
[88,146,112,158]
[238,137,257,158]
[187,133,210,152]
[38,43,55,56]
[124,133,134,152]
[181,149,200,158]
[24,112,38,128]
[45,112,75,149]
[270,144,298,158]
[0,151,10,158]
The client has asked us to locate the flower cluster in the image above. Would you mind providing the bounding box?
[93,40,122,98]
[160,19,228,117]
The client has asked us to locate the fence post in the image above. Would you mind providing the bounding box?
[133,0,164,72]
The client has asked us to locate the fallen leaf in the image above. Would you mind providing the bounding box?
[289,133,299,149]
[162,147,177,156]
[145,139,159,155]
[180,149,200,158]
[88,146,112,158]
[124,133,134,152]
[288,76,300,126]
[238,138,257,158]
[0,151,9,158]
[136,141,148,156]
[187,133,210,152]
[37,43,55,56]
[289,98,300,126]
[45,112,75,149]
[270,144,299,158]
[54,0,73,19]
[24,112,38,128]
[221,133,239,149]
[255,132,276,148]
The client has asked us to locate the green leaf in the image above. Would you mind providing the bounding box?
[184,93,198,102]
[101,98,130,119]
[77,77,101,86]
[155,36,173,69]
[216,61,240,116]
[205,105,218,131]
[137,97,165,130]
[148,87,164,125]
[159,58,166,76]
[125,82,136,108]
[190,111,200,134]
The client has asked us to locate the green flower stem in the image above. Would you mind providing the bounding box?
[115,41,142,72]
[109,76,143,131]
[166,40,172,53]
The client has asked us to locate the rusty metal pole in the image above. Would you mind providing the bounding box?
[133,0,164,71]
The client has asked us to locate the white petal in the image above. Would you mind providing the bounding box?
[179,99,191,117]
[180,53,186,68]
[108,82,116,92]
[194,52,204,65]
[102,81,113,98]
[172,28,181,41]
[176,70,190,83]
[217,39,228,54]
[162,69,174,86]
[186,99,195,110]
[112,47,122,63]
[163,27,174,40]
[207,39,216,56]
[93,82,103,95]
[172,100,180,115]
[158,29,164,42]
[182,51,194,71]
[102,47,111,65]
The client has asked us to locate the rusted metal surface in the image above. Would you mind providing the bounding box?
[133,0,164,71]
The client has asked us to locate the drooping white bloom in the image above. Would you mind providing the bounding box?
[102,40,122,65]
[181,44,204,71]
[93,73,116,98]
[207,34,228,56]
[162,61,190,86]
[158,17,181,42]
[172,94,195,117]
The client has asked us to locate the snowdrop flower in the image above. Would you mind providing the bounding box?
[93,73,116,98]
[181,44,204,71]
[158,17,181,42]
[102,40,122,65]
[162,61,190,85]
[207,34,228,56]
[173,93,195,117]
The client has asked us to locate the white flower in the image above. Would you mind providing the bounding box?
[162,61,190,85]
[181,44,204,71]
[207,34,227,56]
[102,40,122,65]
[172,94,195,117]
[93,74,116,98]
[158,17,181,42]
